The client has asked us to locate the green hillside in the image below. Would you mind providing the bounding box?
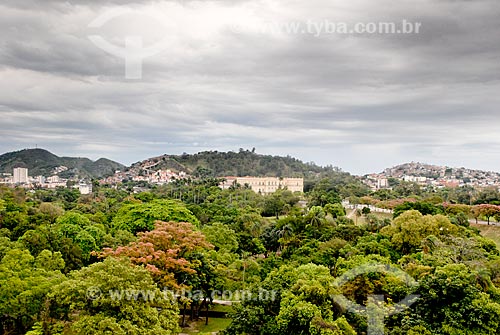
[132,149,340,177]
[129,149,364,193]
[0,148,124,178]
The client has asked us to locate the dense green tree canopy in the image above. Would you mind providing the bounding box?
[112,199,200,233]
[0,247,66,334]
[43,257,179,335]
[2,167,500,335]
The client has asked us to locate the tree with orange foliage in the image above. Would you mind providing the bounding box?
[99,221,213,289]
[472,204,500,225]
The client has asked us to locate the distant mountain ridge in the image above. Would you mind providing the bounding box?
[0,148,125,178]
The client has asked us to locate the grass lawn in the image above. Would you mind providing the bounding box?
[210,304,233,313]
[471,224,500,248]
[182,317,232,334]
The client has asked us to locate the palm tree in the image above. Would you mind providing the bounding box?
[276,224,294,251]
[277,224,293,240]
[306,206,326,238]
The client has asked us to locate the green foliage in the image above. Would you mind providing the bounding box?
[304,206,327,238]
[472,204,500,225]
[381,210,459,254]
[474,187,500,205]
[413,264,500,334]
[56,211,91,227]
[262,190,299,218]
[393,201,444,218]
[344,234,397,260]
[324,203,346,219]
[308,179,343,207]
[0,247,66,334]
[112,199,200,233]
[53,212,106,262]
[202,222,238,252]
[19,224,86,272]
[310,316,356,335]
[3,166,500,335]
[0,198,6,213]
[237,233,266,255]
[225,264,351,335]
[38,202,65,223]
[276,294,323,334]
[46,257,179,335]
[168,149,341,179]
[392,181,422,198]
[313,238,348,270]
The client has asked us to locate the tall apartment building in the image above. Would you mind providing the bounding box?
[13,167,28,184]
[220,176,304,194]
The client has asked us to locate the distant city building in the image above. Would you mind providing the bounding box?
[52,165,68,175]
[220,176,304,194]
[362,174,390,191]
[33,175,45,184]
[101,165,188,185]
[0,173,13,184]
[403,175,427,183]
[377,178,389,189]
[368,162,500,189]
[13,167,28,184]
[46,175,61,183]
[43,174,68,188]
[78,181,93,195]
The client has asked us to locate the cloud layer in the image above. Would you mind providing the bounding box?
[1,0,499,174]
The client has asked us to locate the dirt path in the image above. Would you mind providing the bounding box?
[347,208,357,219]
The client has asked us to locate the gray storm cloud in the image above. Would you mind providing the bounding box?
[0,0,499,174]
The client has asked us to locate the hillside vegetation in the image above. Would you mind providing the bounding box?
[136,149,359,179]
[0,148,124,178]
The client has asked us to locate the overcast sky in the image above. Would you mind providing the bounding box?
[1,0,499,175]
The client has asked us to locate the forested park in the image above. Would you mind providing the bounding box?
[2,175,500,335]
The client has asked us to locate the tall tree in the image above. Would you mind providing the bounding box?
[0,248,66,334]
[112,200,200,234]
[100,221,213,289]
[472,204,500,225]
[381,210,459,254]
[44,257,179,335]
